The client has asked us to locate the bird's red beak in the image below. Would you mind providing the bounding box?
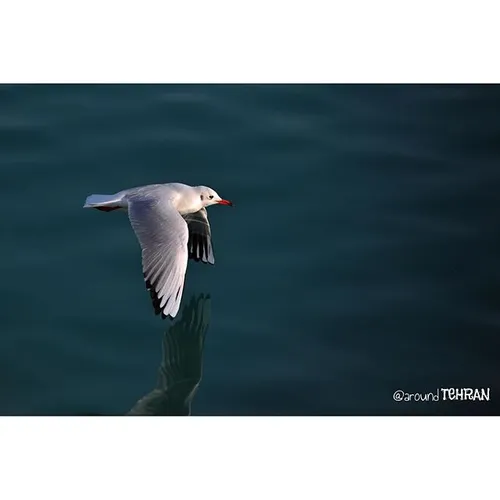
[217,199,233,206]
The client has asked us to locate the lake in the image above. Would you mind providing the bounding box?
[0,84,499,415]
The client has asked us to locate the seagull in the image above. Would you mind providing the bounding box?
[83,182,232,319]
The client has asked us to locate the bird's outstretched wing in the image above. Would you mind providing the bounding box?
[182,208,215,265]
[128,197,189,319]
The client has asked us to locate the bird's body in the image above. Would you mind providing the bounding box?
[83,182,232,319]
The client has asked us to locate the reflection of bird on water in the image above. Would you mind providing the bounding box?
[127,293,211,416]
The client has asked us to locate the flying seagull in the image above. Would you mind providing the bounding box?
[84,182,232,319]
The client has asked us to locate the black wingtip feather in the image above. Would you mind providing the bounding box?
[143,273,177,320]
[144,272,164,317]
[187,233,213,264]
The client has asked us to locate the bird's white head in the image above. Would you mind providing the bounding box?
[196,186,233,208]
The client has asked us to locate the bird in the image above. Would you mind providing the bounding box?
[83,182,232,319]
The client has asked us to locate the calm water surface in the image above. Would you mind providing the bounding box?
[1,84,499,415]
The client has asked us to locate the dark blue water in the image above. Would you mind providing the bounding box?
[1,84,499,415]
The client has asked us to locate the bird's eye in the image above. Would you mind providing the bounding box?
[209,195,214,199]
[200,194,204,200]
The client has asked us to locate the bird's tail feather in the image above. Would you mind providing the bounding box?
[83,193,124,209]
